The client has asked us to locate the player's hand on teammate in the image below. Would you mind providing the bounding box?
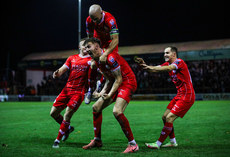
[92,91,101,99]
[99,54,107,63]
[90,59,97,69]
[53,70,59,79]
[101,93,111,100]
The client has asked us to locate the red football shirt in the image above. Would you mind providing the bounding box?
[161,58,194,95]
[95,50,137,87]
[86,11,119,49]
[64,54,92,92]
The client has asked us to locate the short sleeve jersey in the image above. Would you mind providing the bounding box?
[161,58,194,94]
[86,11,119,49]
[64,54,91,92]
[95,50,137,87]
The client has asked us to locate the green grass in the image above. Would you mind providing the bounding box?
[0,100,230,157]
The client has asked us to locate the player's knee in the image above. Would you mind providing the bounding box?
[50,110,56,118]
[64,113,71,122]
[113,111,122,117]
[162,116,166,122]
[92,105,100,112]
[166,114,175,123]
[64,116,71,122]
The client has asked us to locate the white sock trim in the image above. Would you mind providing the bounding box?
[156,140,162,147]
[54,139,60,143]
[170,138,177,144]
[129,139,136,145]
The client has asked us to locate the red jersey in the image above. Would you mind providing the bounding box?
[161,58,194,95]
[64,54,91,93]
[95,50,137,87]
[86,11,119,49]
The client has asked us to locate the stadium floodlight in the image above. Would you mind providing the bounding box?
[78,0,81,43]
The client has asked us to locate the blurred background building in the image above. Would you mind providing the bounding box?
[1,39,229,101]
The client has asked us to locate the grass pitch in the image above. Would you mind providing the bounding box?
[0,100,230,157]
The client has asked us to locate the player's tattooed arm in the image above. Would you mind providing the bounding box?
[96,72,112,97]
[102,68,122,100]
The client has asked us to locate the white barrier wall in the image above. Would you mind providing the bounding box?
[1,93,230,102]
[26,70,53,89]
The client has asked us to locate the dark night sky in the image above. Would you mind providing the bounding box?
[1,0,229,70]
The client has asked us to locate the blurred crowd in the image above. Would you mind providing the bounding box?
[0,59,229,96]
[131,59,230,94]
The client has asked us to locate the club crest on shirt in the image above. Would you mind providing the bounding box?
[109,19,115,25]
[109,56,115,63]
[109,56,119,67]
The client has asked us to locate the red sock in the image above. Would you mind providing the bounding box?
[115,113,134,142]
[56,120,70,141]
[158,122,173,143]
[169,127,175,139]
[93,112,102,139]
[54,115,63,125]
[163,119,175,139]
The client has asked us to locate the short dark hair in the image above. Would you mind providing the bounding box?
[83,37,101,47]
[169,46,178,57]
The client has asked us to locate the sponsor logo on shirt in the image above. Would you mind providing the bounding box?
[72,65,88,71]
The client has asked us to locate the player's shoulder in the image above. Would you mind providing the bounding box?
[104,11,116,22]
[107,53,119,63]
[173,58,185,64]
[104,11,115,18]
[67,54,77,59]
[107,53,116,60]
[177,58,184,62]
[86,16,92,23]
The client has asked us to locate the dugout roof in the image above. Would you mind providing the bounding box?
[22,39,230,61]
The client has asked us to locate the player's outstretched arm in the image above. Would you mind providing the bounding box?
[142,64,176,73]
[134,57,145,64]
[53,64,68,79]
